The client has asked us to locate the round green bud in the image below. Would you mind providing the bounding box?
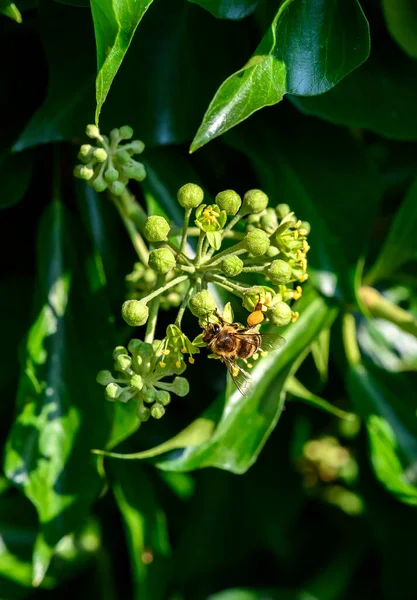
[78,165,94,181]
[105,382,121,400]
[130,374,143,391]
[276,203,291,219]
[121,299,149,326]
[300,221,311,235]
[143,385,156,404]
[148,248,176,274]
[104,167,119,183]
[119,390,134,403]
[110,181,125,196]
[119,125,134,140]
[242,189,269,214]
[266,246,280,258]
[268,259,293,284]
[137,404,151,422]
[140,343,154,360]
[269,302,292,327]
[130,140,145,154]
[171,376,190,397]
[242,285,275,311]
[109,128,120,144]
[243,229,270,256]
[93,148,108,162]
[113,346,128,359]
[96,370,113,386]
[143,268,157,284]
[115,354,132,371]
[155,390,171,406]
[144,215,170,242]
[115,149,131,164]
[189,290,217,318]
[177,183,204,209]
[260,208,278,234]
[128,339,143,354]
[86,124,100,139]
[78,144,93,161]
[221,255,243,277]
[92,176,107,192]
[132,163,146,182]
[215,190,241,216]
[151,403,166,419]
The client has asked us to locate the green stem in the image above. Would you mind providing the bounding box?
[180,208,192,255]
[175,281,196,328]
[141,274,189,305]
[112,195,149,265]
[358,286,417,339]
[209,279,244,299]
[144,276,165,343]
[223,212,244,237]
[241,264,272,273]
[119,188,147,230]
[206,273,249,295]
[171,226,244,240]
[342,313,361,367]
[165,240,193,266]
[194,231,206,266]
[202,243,246,268]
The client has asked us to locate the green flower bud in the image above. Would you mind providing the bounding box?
[189,290,217,318]
[93,148,108,162]
[115,354,132,371]
[242,285,275,311]
[96,370,113,386]
[266,246,280,258]
[92,176,107,192]
[104,167,119,183]
[195,204,227,233]
[105,382,122,400]
[242,189,269,214]
[143,385,157,403]
[119,389,134,403]
[148,248,176,274]
[260,208,278,234]
[115,149,131,164]
[171,376,190,397]
[130,140,145,154]
[151,403,166,419]
[113,346,128,359]
[275,203,290,219]
[177,183,204,209]
[300,221,311,235]
[122,299,149,326]
[78,144,93,161]
[144,215,170,242]
[155,389,171,406]
[119,125,134,140]
[137,404,151,422]
[269,302,292,326]
[243,229,270,256]
[221,255,243,277]
[128,339,143,354]
[130,374,143,391]
[268,259,292,284]
[110,181,125,196]
[215,189,241,216]
[78,165,94,181]
[86,124,100,139]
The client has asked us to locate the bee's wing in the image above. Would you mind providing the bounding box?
[234,332,286,352]
[223,357,253,398]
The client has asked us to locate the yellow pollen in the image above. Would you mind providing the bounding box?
[299,273,309,282]
[261,351,268,358]
[247,363,253,369]
[161,349,170,355]
[302,240,310,252]
[181,347,187,353]
[188,356,195,364]
[159,361,166,368]
[295,220,302,228]
[253,353,259,361]
[232,367,239,377]
[299,228,308,236]
[296,250,306,260]
[176,359,181,368]
[261,305,268,312]
[291,311,300,323]
[293,230,299,239]
[293,286,303,300]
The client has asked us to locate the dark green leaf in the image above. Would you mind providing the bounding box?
[110,464,171,600]
[348,364,417,505]
[90,0,155,124]
[366,176,417,284]
[188,0,258,20]
[227,114,381,304]
[310,327,330,383]
[286,377,356,421]
[0,151,33,209]
[94,286,338,473]
[190,0,370,151]
[0,0,22,22]
[382,0,417,58]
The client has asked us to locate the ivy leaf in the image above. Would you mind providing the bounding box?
[190,0,370,151]
[382,0,417,58]
[90,0,155,124]
[0,151,33,209]
[187,0,258,20]
[0,0,22,22]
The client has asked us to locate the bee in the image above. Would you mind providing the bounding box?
[202,315,285,397]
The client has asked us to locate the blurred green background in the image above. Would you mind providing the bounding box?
[1,0,417,598]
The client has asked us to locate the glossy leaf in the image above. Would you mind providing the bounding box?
[366,176,417,284]
[0,151,33,208]
[348,364,417,506]
[0,0,22,22]
[286,377,356,421]
[357,317,417,372]
[188,0,258,20]
[227,114,381,304]
[190,0,370,151]
[90,0,155,124]
[94,286,338,473]
[110,464,171,600]
[382,0,417,58]
[310,327,331,383]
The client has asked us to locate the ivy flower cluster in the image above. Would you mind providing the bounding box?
[75,125,311,422]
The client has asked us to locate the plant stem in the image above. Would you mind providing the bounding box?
[202,244,246,268]
[171,226,244,240]
[194,231,206,266]
[144,275,165,343]
[175,281,196,328]
[119,188,147,231]
[141,275,189,305]
[180,208,192,254]
[206,273,249,295]
[342,313,361,367]
[241,264,272,273]
[223,212,244,237]
[209,279,244,299]
[165,240,193,266]
[112,195,149,265]
[358,286,417,339]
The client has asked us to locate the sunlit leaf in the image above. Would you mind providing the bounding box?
[0,0,22,22]
[188,0,258,20]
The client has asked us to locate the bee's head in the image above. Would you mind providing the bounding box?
[202,322,221,343]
